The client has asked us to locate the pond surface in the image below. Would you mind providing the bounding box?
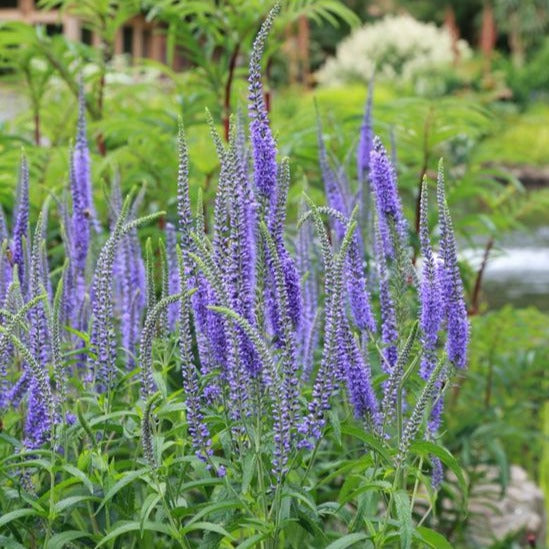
[463,226,549,312]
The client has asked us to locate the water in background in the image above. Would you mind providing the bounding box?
[463,226,549,312]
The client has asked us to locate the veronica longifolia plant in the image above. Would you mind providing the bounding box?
[0,3,470,547]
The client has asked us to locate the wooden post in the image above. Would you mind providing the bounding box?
[150,31,164,63]
[297,15,310,87]
[63,14,80,41]
[114,29,123,55]
[20,0,33,16]
[132,18,144,59]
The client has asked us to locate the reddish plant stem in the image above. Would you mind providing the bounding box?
[470,236,494,315]
[223,44,241,142]
[34,112,40,146]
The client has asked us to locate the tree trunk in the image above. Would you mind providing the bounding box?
[444,4,461,64]
[480,1,496,74]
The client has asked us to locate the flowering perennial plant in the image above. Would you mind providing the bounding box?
[316,14,472,87]
[0,4,470,547]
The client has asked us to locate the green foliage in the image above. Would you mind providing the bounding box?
[473,102,549,166]
[437,306,549,542]
[0,330,463,548]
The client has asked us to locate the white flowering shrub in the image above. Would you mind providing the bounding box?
[316,14,472,86]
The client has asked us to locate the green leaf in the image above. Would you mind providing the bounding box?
[178,477,224,492]
[394,490,413,549]
[409,441,468,498]
[45,530,94,549]
[241,452,256,494]
[327,408,342,446]
[181,521,234,539]
[415,526,454,549]
[53,495,99,514]
[0,536,26,549]
[139,493,162,534]
[340,425,392,463]
[325,532,370,549]
[338,480,392,507]
[282,488,318,514]
[95,468,149,514]
[185,500,241,526]
[0,508,40,529]
[236,533,268,549]
[95,521,174,547]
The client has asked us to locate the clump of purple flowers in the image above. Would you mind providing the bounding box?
[0,3,469,491]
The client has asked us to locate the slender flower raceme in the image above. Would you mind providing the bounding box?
[248,4,301,340]
[437,161,469,369]
[235,110,258,286]
[268,158,302,331]
[176,121,193,254]
[0,206,9,304]
[112,181,145,368]
[317,116,374,333]
[248,2,281,203]
[90,198,132,391]
[2,270,27,407]
[224,127,261,376]
[357,75,374,185]
[346,240,376,333]
[339,318,380,426]
[178,248,213,463]
[317,114,349,236]
[11,155,30,291]
[298,207,358,448]
[24,379,52,449]
[70,151,90,313]
[418,179,442,380]
[375,224,398,372]
[73,78,100,233]
[296,202,319,380]
[369,137,407,259]
[0,242,11,310]
[24,231,59,446]
[28,211,51,374]
[165,222,180,331]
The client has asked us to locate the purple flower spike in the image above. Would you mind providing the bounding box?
[73,76,100,233]
[24,379,52,449]
[436,161,469,369]
[317,116,348,237]
[418,179,442,380]
[357,75,375,185]
[248,2,280,201]
[375,225,398,371]
[340,320,380,425]
[176,121,193,254]
[112,183,145,369]
[179,250,213,463]
[431,456,443,489]
[70,149,90,309]
[165,222,180,330]
[370,137,407,258]
[12,155,30,290]
[347,240,376,333]
[0,210,12,307]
